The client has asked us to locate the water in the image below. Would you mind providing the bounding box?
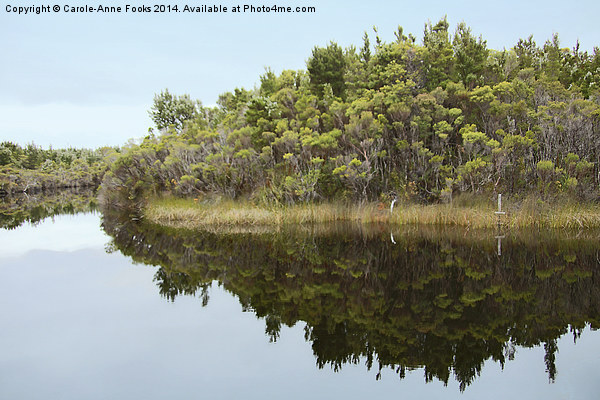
[1,208,599,399]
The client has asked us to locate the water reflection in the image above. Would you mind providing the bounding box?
[0,188,97,229]
[101,211,600,391]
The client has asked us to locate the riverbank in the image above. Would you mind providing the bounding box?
[143,196,600,230]
[0,166,103,196]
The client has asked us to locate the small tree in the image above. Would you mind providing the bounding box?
[149,89,199,132]
[536,160,555,197]
[0,146,14,166]
[307,42,347,99]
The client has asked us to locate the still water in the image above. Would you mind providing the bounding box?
[1,207,599,399]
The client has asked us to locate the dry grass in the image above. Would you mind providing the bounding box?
[143,195,600,230]
[144,197,387,228]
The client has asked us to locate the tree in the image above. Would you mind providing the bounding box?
[514,35,540,70]
[307,42,347,99]
[423,16,454,90]
[453,23,489,88]
[22,143,43,170]
[149,89,199,132]
[0,146,14,166]
[541,34,566,82]
[360,31,371,63]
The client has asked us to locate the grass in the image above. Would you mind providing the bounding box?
[143,195,600,230]
[144,197,381,228]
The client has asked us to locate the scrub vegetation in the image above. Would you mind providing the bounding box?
[53,19,600,223]
[0,142,115,195]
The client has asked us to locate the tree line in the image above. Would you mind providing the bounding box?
[0,141,116,195]
[97,18,600,206]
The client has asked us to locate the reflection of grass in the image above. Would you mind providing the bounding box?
[144,195,600,230]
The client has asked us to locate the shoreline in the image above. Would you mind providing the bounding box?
[143,196,600,230]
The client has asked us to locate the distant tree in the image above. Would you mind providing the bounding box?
[514,35,540,70]
[217,88,252,113]
[541,34,566,82]
[1,141,22,166]
[453,22,489,88]
[259,68,279,97]
[149,89,199,131]
[307,42,347,99]
[360,31,371,63]
[0,146,14,166]
[22,143,43,170]
[423,16,454,90]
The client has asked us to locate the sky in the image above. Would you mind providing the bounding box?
[1,0,598,149]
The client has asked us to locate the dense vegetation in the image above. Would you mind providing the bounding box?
[0,142,114,195]
[101,211,600,389]
[100,18,600,209]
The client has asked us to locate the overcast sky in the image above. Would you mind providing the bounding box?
[1,0,598,149]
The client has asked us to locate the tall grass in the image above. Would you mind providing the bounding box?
[144,197,385,228]
[143,195,600,230]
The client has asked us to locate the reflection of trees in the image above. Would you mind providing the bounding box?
[0,188,97,229]
[101,211,600,390]
[153,268,211,303]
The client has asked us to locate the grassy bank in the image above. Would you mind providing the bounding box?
[143,195,600,230]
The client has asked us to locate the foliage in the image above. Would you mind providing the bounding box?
[149,89,201,132]
[307,42,348,99]
[0,142,111,196]
[100,19,600,208]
